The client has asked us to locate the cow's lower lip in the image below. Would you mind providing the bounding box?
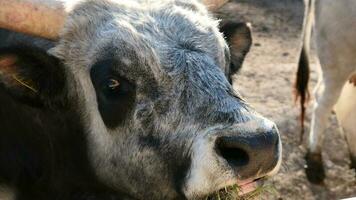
[236,179,263,195]
[201,178,265,199]
[221,178,264,195]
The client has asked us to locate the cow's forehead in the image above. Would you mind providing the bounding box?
[53,0,227,78]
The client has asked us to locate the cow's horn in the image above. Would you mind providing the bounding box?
[201,0,228,11]
[0,0,227,40]
[0,0,67,40]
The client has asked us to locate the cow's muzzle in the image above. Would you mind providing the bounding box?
[215,124,280,180]
[183,115,282,199]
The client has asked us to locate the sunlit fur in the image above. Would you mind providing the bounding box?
[0,0,280,199]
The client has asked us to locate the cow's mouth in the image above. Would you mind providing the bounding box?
[203,178,270,200]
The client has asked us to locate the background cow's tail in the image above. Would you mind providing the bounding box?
[295,0,315,142]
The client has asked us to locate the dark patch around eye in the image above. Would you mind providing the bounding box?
[90,59,136,129]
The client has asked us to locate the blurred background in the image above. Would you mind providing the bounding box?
[216,0,356,199]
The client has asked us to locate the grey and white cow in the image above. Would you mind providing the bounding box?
[296,0,356,184]
[0,0,281,199]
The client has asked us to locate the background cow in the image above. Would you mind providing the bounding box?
[296,0,356,184]
[0,0,281,199]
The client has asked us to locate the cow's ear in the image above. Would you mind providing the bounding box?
[220,22,252,80]
[0,46,66,108]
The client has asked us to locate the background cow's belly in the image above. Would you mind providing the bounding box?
[335,78,356,156]
[335,79,356,168]
[315,0,356,73]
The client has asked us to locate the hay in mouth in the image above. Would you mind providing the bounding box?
[203,183,277,200]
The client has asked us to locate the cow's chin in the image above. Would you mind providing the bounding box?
[199,178,266,200]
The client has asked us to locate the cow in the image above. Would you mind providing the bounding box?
[296,0,356,184]
[0,0,282,199]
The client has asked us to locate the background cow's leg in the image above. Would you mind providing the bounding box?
[306,67,349,184]
[309,72,347,153]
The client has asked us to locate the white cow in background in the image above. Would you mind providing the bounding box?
[296,0,356,184]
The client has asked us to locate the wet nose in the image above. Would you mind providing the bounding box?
[215,125,280,179]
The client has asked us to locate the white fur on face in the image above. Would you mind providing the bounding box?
[183,132,234,199]
[266,141,282,177]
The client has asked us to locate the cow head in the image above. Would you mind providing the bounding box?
[0,0,281,199]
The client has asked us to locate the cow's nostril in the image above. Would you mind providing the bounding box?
[216,138,250,168]
[214,125,281,179]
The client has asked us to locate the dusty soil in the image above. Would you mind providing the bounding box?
[218,0,356,199]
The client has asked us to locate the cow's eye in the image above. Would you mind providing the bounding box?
[90,59,136,128]
[107,79,120,90]
[101,76,132,100]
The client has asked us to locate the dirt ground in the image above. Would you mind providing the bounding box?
[218,0,356,199]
